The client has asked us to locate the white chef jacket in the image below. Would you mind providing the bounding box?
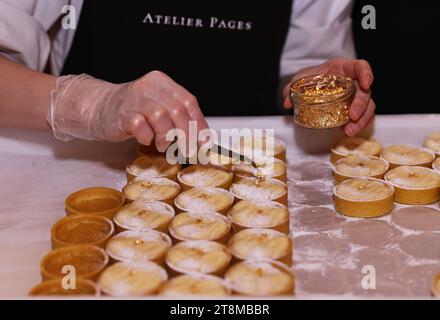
[0,0,356,77]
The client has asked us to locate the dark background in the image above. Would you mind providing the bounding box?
[352,1,440,114]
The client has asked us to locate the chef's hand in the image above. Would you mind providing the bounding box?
[48,71,208,151]
[282,58,375,136]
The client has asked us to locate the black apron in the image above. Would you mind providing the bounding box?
[62,0,293,116]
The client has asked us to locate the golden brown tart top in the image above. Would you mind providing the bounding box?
[123,177,180,202]
[381,145,434,166]
[98,261,167,297]
[113,200,175,231]
[160,274,230,296]
[106,230,171,263]
[169,211,231,242]
[178,164,233,188]
[333,154,389,178]
[232,134,285,159]
[227,200,289,228]
[433,157,440,172]
[385,166,440,189]
[126,155,181,179]
[166,240,231,274]
[332,137,382,157]
[334,178,394,201]
[228,229,291,261]
[174,187,234,212]
[424,133,440,154]
[229,178,287,202]
[232,157,286,180]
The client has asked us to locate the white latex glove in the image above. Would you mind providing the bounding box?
[48,71,208,151]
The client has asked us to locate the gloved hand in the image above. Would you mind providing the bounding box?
[48,70,208,151]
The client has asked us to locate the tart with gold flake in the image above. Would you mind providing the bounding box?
[333,154,389,183]
[331,137,383,163]
[333,178,394,218]
[227,200,289,234]
[40,245,109,281]
[177,164,233,191]
[113,200,175,233]
[123,177,180,205]
[174,187,234,215]
[381,145,435,169]
[228,229,292,265]
[385,166,440,205]
[424,133,440,157]
[126,155,181,183]
[232,134,286,162]
[165,240,231,276]
[229,177,288,206]
[29,279,99,297]
[169,211,231,244]
[160,274,231,297]
[106,230,171,265]
[225,260,294,296]
[98,261,167,297]
[232,157,287,183]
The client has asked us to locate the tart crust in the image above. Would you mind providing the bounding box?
[333,154,389,183]
[333,178,395,218]
[40,245,109,281]
[331,137,383,163]
[113,200,175,233]
[51,215,114,249]
[126,155,181,183]
[165,240,231,276]
[229,177,288,206]
[385,166,440,205]
[227,199,289,234]
[169,211,231,244]
[433,157,440,173]
[98,261,167,297]
[228,229,292,265]
[122,177,180,205]
[432,272,440,298]
[225,260,294,296]
[232,157,287,183]
[174,187,234,215]
[159,274,231,297]
[177,164,233,191]
[381,145,435,169]
[424,133,440,157]
[29,279,99,296]
[106,230,172,265]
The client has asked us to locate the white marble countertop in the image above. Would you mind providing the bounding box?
[1,115,440,299]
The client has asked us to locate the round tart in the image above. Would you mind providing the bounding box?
[65,187,125,220]
[333,154,389,183]
[228,229,292,265]
[169,211,231,243]
[98,261,167,297]
[113,200,175,233]
[227,200,289,234]
[225,260,294,296]
[381,145,435,169]
[207,151,234,170]
[126,155,181,183]
[433,157,440,173]
[40,245,109,281]
[424,133,440,156]
[177,164,233,191]
[174,187,234,215]
[165,240,231,276]
[160,274,230,297]
[333,178,395,218]
[229,177,288,206]
[331,137,383,163]
[123,177,180,205]
[29,279,99,296]
[385,166,440,205]
[232,157,287,183]
[51,215,114,249]
[432,272,440,298]
[106,230,171,265]
[232,134,286,162]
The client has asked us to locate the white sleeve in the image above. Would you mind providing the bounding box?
[0,0,67,71]
[280,0,356,77]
